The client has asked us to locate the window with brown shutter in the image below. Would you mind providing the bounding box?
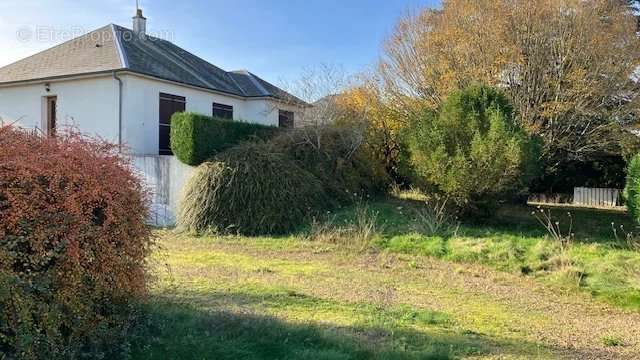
[278,110,294,129]
[213,103,233,119]
[159,93,186,155]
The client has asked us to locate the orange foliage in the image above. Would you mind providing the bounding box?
[0,125,153,357]
[380,0,640,164]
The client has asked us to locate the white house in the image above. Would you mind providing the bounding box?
[0,9,309,225]
[0,9,307,156]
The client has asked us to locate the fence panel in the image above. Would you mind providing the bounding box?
[572,187,621,208]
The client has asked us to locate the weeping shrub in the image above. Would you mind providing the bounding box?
[0,126,152,359]
[624,154,640,224]
[178,142,330,235]
[401,84,539,212]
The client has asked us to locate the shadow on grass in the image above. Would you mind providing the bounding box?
[129,289,553,360]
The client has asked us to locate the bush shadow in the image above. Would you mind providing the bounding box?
[129,290,556,360]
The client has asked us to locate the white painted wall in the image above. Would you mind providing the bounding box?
[121,74,246,154]
[0,73,306,156]
[0,76,119,142]
[120,74,305,154]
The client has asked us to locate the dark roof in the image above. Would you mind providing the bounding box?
[228,70,307,105]
[0,24,306,105]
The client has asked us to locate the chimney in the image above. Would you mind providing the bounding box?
[132,8,147,37]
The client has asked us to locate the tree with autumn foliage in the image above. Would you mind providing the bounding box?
[334,77,410,183]
[379,0,640,178]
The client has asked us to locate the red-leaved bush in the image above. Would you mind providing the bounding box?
[0,125,153,359]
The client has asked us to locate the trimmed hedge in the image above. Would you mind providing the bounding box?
[625,154,640,224]
[178,142,330,235]
[170,112,280,166]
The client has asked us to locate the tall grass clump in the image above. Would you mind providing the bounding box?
[412,196,459,237]
[178,142,330,235]
[306,203,380,250]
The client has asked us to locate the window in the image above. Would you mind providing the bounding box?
[45,96,57,136]
[213,103,233,119]
[278,110,294,129]
[159,93,186,155]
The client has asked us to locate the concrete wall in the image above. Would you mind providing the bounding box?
[131,155,195,226]
[0,76,119,142]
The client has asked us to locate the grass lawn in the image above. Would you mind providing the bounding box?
[131,196,640,359]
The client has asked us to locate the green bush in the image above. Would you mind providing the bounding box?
[177,124,389,235]
[270,126,389,203]
[401,84,538,212]
[171,112,280,166]
[177,142,330,235]
[624,154,640,224]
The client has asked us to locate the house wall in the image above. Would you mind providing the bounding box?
[120,74,304,155]
[0,76,119,141]
[0,74,306,226]
[0,73,306,157]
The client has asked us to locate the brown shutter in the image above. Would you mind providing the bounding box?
[159,93,186,155]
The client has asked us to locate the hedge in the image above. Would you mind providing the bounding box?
[269,127,389,203]
[625,154,640,225]
[0,126,152,358]
[177,125,390,235]
[170,112,280,166]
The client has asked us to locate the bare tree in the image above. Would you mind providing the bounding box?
[268,64,366,156]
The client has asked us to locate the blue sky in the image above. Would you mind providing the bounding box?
[0,0,440,85]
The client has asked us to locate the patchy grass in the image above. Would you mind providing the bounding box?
[341,197,640,311]
[134,234,560,359]
[602,335,626,348]
[131,196,640,359]
[131,301,456,360]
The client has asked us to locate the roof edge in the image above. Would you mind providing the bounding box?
[0,70,123,87]
[245,71,270,96]
[111,24,129,68]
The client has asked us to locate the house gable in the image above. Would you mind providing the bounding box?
[0,26,123,84]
